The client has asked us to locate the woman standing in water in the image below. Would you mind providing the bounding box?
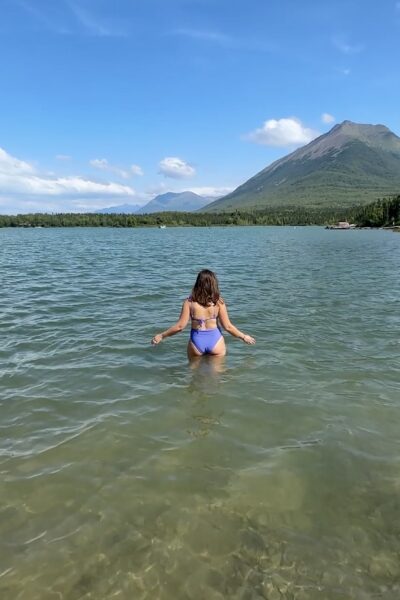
[151,269,255,358]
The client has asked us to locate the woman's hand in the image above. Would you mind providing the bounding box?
[242,334,256,345]
[151,333,163,345]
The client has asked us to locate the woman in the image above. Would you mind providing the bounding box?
[151,269,255,358]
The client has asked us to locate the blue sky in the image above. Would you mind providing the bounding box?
[1,0,399,213]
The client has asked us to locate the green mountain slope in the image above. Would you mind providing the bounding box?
[205,121,400,211]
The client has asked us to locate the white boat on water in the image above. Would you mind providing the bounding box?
[159,225,166,229]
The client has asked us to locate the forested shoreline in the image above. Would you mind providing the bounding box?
[0,195,399,228]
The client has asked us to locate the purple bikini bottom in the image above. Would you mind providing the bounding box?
[190,328,222,354]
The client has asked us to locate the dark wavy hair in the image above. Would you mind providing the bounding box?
[191,269,222,306]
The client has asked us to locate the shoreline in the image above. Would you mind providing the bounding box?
[0,223,400,233]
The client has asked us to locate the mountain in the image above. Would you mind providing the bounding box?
[135,191,212,213]
[205,121,400,211]
[97,203,143,214]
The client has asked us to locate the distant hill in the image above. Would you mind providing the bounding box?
[205,121,400,211]
[97,203,142,214]
[135,191,211,213]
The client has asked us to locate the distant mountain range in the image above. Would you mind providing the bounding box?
[205,121,400,211]
[97,203,143,214]
[135,191,211,213]
[98,191,212,214]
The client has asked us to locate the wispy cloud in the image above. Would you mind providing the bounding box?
[130,165,144,176]
[172,28,231,45]
[15,0,71,34]
[56,154,72,161]
[67,2,126,37]
[332,35,364,54]
[169,28,277,52]
[90,158,143,179]
[244,117,319,148]
[335,67,351,76]
[321,113,335,124]
[16,0,127,37]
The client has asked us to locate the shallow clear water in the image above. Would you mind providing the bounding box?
[0,226,399,600]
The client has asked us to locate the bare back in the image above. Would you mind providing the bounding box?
[189,299,220,330]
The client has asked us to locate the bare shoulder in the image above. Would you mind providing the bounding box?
[217,297,227,314]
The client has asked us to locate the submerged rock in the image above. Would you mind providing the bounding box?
[368,551,400,578]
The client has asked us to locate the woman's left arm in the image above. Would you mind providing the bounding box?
[218,301,256,344]
[151,300,191,345]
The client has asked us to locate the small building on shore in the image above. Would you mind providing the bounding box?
[326,221,356,230]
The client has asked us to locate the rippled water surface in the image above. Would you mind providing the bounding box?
[1,226,400,600]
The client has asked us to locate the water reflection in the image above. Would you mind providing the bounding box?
[187,355,226,395]
[185,357,226,439]
[189,354,226,376]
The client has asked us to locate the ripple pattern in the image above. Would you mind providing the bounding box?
[0,226,400,599]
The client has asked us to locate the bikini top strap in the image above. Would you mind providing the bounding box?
[187,295,193,318]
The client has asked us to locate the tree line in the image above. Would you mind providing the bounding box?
[0,195,398,228]
[351,195,400,227]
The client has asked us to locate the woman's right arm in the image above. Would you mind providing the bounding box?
[151,299,191,345]
[218,302,256,345]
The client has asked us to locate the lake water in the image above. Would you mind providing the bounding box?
[1,226,399,600]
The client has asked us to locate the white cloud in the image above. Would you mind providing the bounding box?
[159,157,196,179]
[0,147,35,175]
[185,186,234,198]
[244,117,319,147]
[0,146,136,213]
[90,158,108,169]
[90,158,143,179]
[56,154,72,161]
[321,113,335,124]
[130,164,144,176]
[0,172,135,196]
